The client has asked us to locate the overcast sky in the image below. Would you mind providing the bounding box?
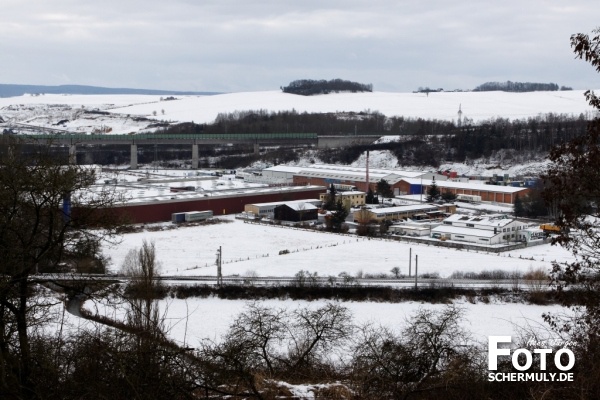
[2,1,598,93]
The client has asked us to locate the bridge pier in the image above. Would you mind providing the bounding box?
[254,143,260,155]
[69,144,77,165]
[192,144,198,169]
[130,144,138,169]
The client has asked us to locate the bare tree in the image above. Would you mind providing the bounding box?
[287,303,353,374]
[198,302,353,396]
[351,306,473,399]
[122,240,164,339]
[0,139,122,397]
[356,207,375,236]
[225,302,287,376]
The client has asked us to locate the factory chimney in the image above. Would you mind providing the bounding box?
[365,151,370,192]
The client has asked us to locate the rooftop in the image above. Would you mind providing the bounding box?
[444,213,515,227]
[279,202,319,211]
[368,204,439,214]
[401,178,528,193]
[250,198,321,207]
[265,164,431,180]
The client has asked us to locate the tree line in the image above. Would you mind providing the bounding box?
[281,79,373,96]
[158,108,591,163]
[473,81,571,92]
[315,113,590,167]
[26,108,593,171]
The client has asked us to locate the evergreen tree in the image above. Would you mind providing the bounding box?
[441,190,457,203]
[376,179,394,198]
[513,193,525,217]
[326,199,349,232]
[426,178,441,202]
[323,184,337,210]
[365,187,378,204]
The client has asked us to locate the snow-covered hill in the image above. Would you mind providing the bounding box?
[1,90,595,175]
[0,90,598,135]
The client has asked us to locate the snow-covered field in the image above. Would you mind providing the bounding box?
[93,217,578,350]
[1,90,598,135]
[104,90,600,125]
[45,288,568,352]
[77,296,565,350]
[103,216,573,278]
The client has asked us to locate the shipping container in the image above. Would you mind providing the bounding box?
[456,194,482,203]
[171,212,186,223]
[184,210,213,222]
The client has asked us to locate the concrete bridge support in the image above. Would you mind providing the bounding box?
[130,144,138,169]
[69,145,77,165]
[192,144,199,169]
[254,143,260,155]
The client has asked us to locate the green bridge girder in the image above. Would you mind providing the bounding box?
[22,132,319,141]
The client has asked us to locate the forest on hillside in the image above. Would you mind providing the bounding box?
[156,109,592,167]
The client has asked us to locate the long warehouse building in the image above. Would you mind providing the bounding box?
[105,185,326,224]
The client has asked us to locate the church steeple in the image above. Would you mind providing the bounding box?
[457,104,463,127]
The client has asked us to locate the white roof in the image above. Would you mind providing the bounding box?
[444,213,515,227]
[338,191,365,196]
[263,165,304,174]
[401,178,528,194]
[250,198,321,207]
[369,204,438,214]
[114,186,325,206]
[279,202,318,211]
[298,169,388,182]
[265,164,429,180]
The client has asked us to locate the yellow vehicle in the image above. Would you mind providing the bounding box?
[540,224,561,233]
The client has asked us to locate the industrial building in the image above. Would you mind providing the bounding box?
[397,178,529,204]
[254,164,526,204]
[107,185,326,224]
[353,204,455,223]
[430,214,532,245]
[319,190,366,208]
[389,222,437,237]
[259,164,440,193]
[244,199,322,219]
[274,203,319,222]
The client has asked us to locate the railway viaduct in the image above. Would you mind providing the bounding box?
[17,133,379,168]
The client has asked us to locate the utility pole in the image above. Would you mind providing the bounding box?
[414,254,418,290]
[216,246,222,287]
[408,248,412,277]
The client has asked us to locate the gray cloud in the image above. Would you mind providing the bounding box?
[1,0,598,92]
